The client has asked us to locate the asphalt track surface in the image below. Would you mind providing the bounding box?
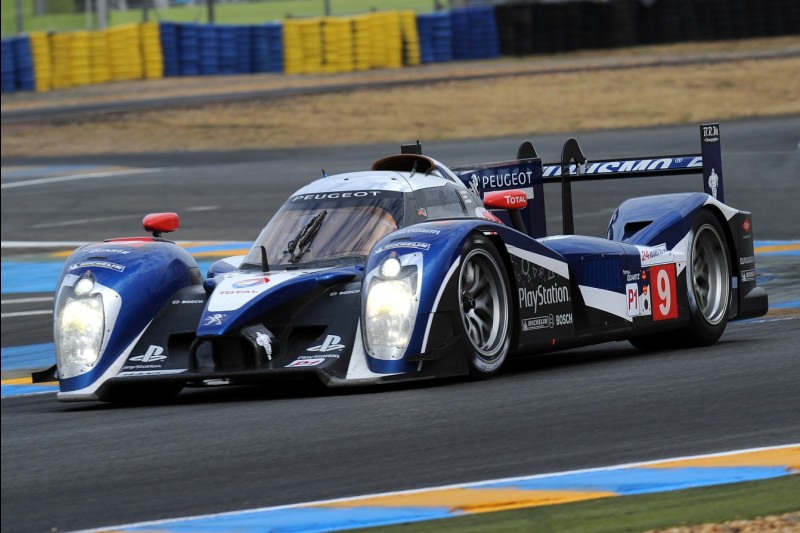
[2,117,799,533]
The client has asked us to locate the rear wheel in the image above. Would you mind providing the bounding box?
[630,209,731,350]
[684,210,731,345]
[456,235,512,377]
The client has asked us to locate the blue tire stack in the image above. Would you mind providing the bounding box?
[11,36,36,91]
[178,23,200,76]
[450,9,470,60]
[417,12,452,63]
[198,24,220,75]
[1,39,16,93]
[234,26,253,74]
[265,23,283,72]
[467,6,500,59]
[252,23,283,73]
[160,22,180,77]
[217,26,237,74]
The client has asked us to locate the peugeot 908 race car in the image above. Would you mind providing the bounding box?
[39,123,767,403]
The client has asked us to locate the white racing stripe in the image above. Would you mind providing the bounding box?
[1,296,53,304]
[1,310,52,318]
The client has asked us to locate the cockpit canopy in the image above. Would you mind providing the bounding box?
[241,189,404,270]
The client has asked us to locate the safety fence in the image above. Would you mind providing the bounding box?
[2,0,797,94]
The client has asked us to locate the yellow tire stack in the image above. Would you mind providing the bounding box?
[107,24,143,81]
[139,22,163,79]
[282,20,304,74]
[382,12,403,69]
[67,31,92,87]
[368,13,387,69]
[322,17,353,73]
[90,30,111,84]
[400,10,421,66]
[351,15,372,71]
[49,32,72,90]
[28,31,52,92]
[298,18,322,74]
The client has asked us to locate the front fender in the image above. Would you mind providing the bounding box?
[55,241,201,393]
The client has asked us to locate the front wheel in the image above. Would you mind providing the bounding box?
[456,235,512,377]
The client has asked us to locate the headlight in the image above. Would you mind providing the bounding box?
[364,254,420,360]
[55,293,105,379]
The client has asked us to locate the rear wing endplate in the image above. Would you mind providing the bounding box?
[446,123,725,237]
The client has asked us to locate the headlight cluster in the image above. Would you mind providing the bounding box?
[364,252,421,360]
[54,273,106,379]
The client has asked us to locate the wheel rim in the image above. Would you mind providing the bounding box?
[458,249,509,359]
[691,223,730,325]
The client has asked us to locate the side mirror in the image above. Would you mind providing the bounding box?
[143,212,179,237]
[483,190,528,210]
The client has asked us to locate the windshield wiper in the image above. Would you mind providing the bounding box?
[286,210,327,264]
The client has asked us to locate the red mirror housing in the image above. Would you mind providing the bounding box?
[143,212,179,235]
[483,190,528,210]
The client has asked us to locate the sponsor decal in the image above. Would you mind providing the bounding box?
[172,299,204,304]
[129,345,166,363]
[518,284,570,313]
[542,157,702,177]
[219,289,259,295]
[555,313,572,326]
[638,244,669,266]
[68,260,125,272]
[468,175,480,196]
[392,228,442,236]
[626,283,640,317]
[330,289,361,297]
[292,191,381,201]
[286,358,325,367]
[256,332,273,360]
[707,168,719,198]
[651,264,678,321]
[741,269,756,282]
[472,170,535,190]
[702,124,720,143]
[742,218,751,233]
[84,247,131,255]
[203,313,226,326]
[522,315,553,331]
[624,269,641,282]
[739,256,754,266]
[307,335,345,353]
[640,285,652,316]
[232,276,270,288]
[375,242,430,253]
[297,354,340,360]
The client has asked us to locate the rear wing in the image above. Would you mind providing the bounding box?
[438,123,725,237]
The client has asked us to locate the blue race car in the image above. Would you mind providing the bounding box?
[40,123,767,403]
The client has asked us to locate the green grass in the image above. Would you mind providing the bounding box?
[1,0,438,35]
[353,475,800,533]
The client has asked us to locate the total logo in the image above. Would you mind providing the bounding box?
[129,345,167,363]
[232,277,270,289]
[742,218,751,233]
[307,335,345,353]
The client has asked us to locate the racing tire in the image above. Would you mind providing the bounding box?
[99,382,184,405]
[456,235,512,377]
[683,209,731,346]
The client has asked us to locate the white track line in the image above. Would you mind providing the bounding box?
[1,168,165,189]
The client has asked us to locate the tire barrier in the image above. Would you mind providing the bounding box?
[3,1,796,93]
[496,0,799,56]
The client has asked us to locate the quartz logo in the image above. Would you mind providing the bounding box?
[130,345,166,363]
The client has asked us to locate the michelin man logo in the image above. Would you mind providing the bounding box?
[708,168,719,198]
[469,174,480,197]
[256,332,273,360]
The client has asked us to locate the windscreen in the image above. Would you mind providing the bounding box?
[242,190,404,270]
